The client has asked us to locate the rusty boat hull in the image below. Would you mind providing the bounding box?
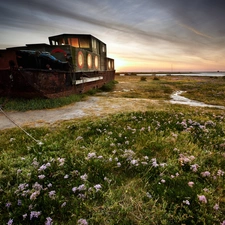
[0,68,115,98]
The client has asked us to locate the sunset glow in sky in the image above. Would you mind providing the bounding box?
[0,0,225,72]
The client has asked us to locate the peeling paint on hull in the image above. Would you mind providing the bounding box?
[0,69,115,98]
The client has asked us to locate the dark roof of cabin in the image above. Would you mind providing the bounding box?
[48,34,105,44]
[49,34,92,38]
[26,43,49,47]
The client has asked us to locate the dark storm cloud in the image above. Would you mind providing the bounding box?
[0,0,105,29]
[0,0,177,45]
[1,0,224,42]
[135,0,225,58]
[0,0,224,70]
[162,0,225,38]
[155,0,225,32]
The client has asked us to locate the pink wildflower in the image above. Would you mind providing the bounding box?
[77,184,86,191]
[188,181,194,187]
[23,214,27,220]
[151,158,159,167]
[201,171,211,177]
[57,157,65,166]
[190,164,199,172]
[213,203,219,210]
[87,152,96,159]
[7,219,13,225]
[5,202,11,208]
[30,191,40,200]
[77,218,88,225]
[30,211,41,220]
[198,195,207,204]
[80,173,88,181]
[183,200,190,205]
[45,217,53,225]
[48,190,56,199]
[61,202,67,208]
[217,170,224,176]
[94,184,102,192]
[38,174,45,179]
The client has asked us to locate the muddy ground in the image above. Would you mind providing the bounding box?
[0,77,162,130]
[0,96,161,130]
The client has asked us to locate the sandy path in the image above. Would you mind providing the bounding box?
[0,96,159,130]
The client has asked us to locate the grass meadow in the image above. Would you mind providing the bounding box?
[0,75,225,224]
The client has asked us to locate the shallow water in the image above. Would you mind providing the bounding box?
[170,91,225,109]
[136,72,225,77]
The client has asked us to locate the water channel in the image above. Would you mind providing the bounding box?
[170,91,225,109]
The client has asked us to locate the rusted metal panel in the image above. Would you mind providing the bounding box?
[0,50,17,69]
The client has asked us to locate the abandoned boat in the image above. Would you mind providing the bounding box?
[0,34,115,98]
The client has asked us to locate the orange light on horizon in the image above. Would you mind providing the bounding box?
[114,58,130,71]
[112,55,224,73]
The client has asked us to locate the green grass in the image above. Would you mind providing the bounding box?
[0,80,118,111]
[114,75,225,104]
[100,80,118,92]
[1,106,225,224]
[0,94,84,111]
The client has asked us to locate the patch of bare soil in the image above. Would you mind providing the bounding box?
[0,95,160,130]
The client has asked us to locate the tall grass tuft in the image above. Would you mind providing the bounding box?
[140,76,147,81]
[0,94,83,111]
[100,80,118,92]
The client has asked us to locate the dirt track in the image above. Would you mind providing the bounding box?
[0,95,160,130]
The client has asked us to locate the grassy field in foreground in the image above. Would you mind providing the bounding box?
[0,76,225,224]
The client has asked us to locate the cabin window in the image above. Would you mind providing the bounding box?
[92,39,97,49]
[56,38,66,45]
[68,38,79,47]
[102,44,106,53]
[80,38,90,48]
[58,39,65,45]
[108,60,111,69]
[52,41,58,45]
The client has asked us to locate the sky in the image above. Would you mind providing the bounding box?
[0,0,225,72]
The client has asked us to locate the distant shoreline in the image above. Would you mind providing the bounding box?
[116,71,225,77]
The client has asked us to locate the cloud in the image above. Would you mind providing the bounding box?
[0,0,225,71]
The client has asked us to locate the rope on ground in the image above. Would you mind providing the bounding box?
[0,107,42,145]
